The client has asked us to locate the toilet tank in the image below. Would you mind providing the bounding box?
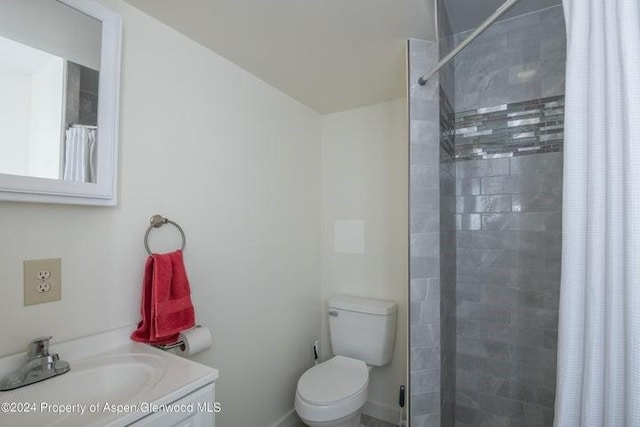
[328,295,397,366]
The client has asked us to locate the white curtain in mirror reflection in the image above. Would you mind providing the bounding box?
[63,126,96,183]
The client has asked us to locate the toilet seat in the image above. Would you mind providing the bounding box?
[295,356,369,423]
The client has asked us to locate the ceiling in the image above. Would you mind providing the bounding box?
[123,0,561,114]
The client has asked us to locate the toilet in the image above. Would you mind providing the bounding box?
[295,295,397,427]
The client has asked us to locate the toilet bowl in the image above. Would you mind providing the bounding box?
[295,356,369,427]
[294,295,397,427]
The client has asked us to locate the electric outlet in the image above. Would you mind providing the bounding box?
[36,270,51,280]
[37,282,51,293]
[24,258,61,306]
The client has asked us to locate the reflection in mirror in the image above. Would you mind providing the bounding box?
[63,63,99,183]
[0,0,102,184]
[0,36,64,180]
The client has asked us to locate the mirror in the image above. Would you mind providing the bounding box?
[0,0,121,205]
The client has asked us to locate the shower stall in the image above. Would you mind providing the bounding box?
[408,2,566,426]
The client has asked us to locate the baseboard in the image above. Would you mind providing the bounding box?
[272,408,301,427]
[274,400,400,427]
[363,399,401,425]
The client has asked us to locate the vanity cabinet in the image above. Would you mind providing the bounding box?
[130,383,215,427]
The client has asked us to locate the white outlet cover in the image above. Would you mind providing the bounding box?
[24,258,61,305]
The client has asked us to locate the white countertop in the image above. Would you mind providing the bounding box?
[0,326,219,427]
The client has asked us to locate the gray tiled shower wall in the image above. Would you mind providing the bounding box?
[439,94,456,427]
[409,39,442,427]
[452,6,565,427]
[454,152,562,427]
[437,1,457,425]
[454,6,566,112]
[409,4,566,427]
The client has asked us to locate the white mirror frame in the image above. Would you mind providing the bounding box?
[0,0,121,206]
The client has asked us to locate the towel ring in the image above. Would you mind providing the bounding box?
[144,215,186,255]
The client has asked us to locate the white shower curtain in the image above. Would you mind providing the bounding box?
[555,0,640,426]
[63,127,97,183]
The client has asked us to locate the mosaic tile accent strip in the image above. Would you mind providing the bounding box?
[455,96,565,160]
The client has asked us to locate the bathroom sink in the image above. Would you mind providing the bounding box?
[0,328,218,427]
[1,353,165,426]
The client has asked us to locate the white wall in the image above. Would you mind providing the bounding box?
[0,2,321,426]
[28,56,64,179]
[0,70,31,176]
[320,99,408,422]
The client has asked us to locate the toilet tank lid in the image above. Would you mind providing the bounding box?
[329,295,397,315]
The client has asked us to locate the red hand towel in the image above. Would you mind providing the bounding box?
[131,250,195,345]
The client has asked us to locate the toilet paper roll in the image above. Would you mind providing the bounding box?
[177,326,212,357]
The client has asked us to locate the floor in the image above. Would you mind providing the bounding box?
[294,414,397,427]
[361,414,398,427]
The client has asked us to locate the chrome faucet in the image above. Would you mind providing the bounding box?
[0,336,70,391]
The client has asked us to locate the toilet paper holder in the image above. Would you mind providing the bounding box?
[153,325,203,351]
